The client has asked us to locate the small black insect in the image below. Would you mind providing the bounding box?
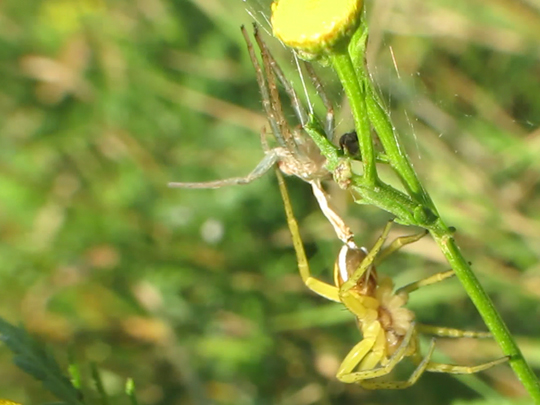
[339,130,359,157]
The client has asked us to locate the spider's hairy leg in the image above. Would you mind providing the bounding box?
[275,168,340,302]
[375,229,429,265]
[423,356,509,374]
[241,25,286,148]
[396,273,509,374]
[417,324,492,339]
[251,26,297,153]
[259,126,270,152]
[415,324,509,373]
[254,32,309,128]
[340,220,394,293]
[396,269,455,295]
[168,149,279,189]
[250,24,335,146]
[335,321,383,383]
[358,338,437,390]
[304,62,334,140]
[337,322,422,386]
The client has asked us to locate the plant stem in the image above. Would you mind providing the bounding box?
[364,87,436,213]
[329,19,540,403]
[431,227,540,402]
[330,51,377,186]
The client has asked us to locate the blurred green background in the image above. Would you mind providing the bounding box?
[0,0,539,403]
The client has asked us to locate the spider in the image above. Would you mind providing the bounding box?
[274,167,508,388]
[169,24,355,244]
[171,23,507,389]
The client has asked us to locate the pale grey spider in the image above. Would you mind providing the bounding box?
[170,24,354,244]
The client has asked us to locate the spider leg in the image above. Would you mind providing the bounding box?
[396,269,455,295]
[375,229,428,265]
[252,26,297,154]
[357,327,389,370]
[341,220,394,293]
[417,324,492,339]
[275,168,340,302]
[259,126,270,152]
[423,356,508,374]
[241,26,285,148]
[336,321,383,383]
[168,150,279,189]
[359,338,437,390]
[412,336,508,375]
[256,36,309,128]
[413,325,508,374]
[337,321,418,384]
[304,62,334,140]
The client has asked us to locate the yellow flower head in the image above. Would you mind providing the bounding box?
[271,0,363,56]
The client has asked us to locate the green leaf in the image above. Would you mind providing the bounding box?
[0,317,82,405]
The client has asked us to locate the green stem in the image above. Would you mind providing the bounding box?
[431,227,540,402]
[364,87,436,213]
[350,176,418,225]
[303,121,341,171]
[91,363,110,405]
[348,21,436,212]
[304,122,428,227]
[331,22,540,402]
[330,51,377,186]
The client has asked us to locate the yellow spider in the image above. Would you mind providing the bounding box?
[275,167,508,389]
